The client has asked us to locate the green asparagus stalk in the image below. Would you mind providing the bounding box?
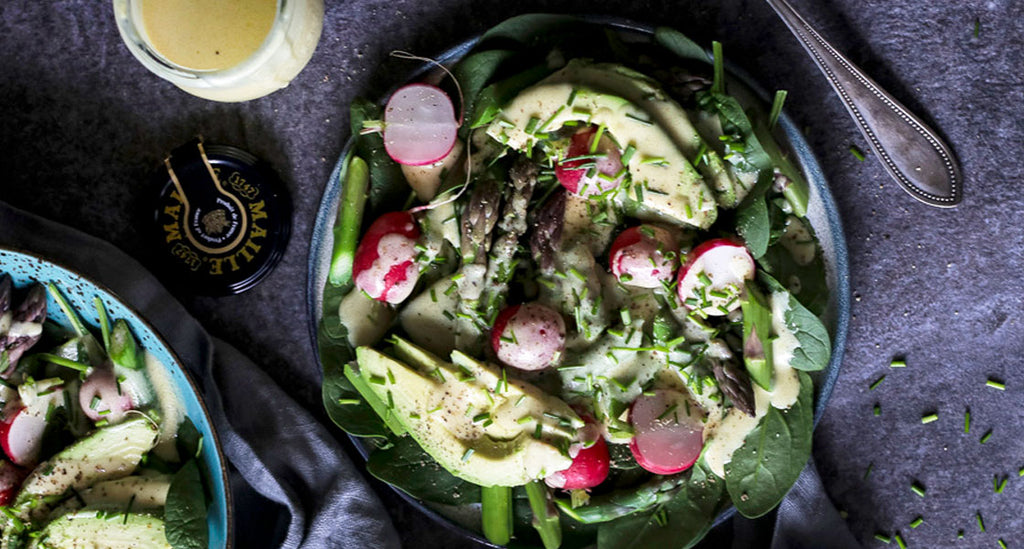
[329,155,370,287]
[554,474,686,524]
[525,481,561,549]
[94,297,112,350]
[481,485,513,546]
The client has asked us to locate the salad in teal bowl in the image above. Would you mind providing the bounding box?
[310,14,848,549]
[0,247,230,548]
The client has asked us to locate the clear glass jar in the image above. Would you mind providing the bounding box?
[112,0,324,102]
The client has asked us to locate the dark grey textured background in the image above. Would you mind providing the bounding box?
[2,1,1023,547]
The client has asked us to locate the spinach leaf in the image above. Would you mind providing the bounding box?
[453,49,517,136]
[348,99,408,214]
[166,460,208,549]
[596,463,724,549]
[724,371,813,518]
[736,194,769,258]
[321,353,389,439]
[757,210,829,317]
[695,91,772,173]
[470,63,554,129]
[366,435,481,505]
[653,27,708,64]
[759,273,831,372]
[175,418,203,461]
[479,14,584,46]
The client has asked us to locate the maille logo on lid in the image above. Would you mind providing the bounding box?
[154,138,290,295]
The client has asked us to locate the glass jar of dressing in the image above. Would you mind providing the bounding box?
[112,0,324,102]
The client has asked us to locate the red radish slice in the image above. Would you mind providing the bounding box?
[353,212,422,304]
[491,303,566,371]
[545,423,610,490]
[0,406,48,467]
[629,389,704,475]
[383,84,458,166]
[0,459,25,505]
[79,369,134,423]
[609,225,680,289]
[555,127,624,196]
[676,238,755,317]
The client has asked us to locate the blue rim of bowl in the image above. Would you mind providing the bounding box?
[0,245,234,548]
[307,14,849,546]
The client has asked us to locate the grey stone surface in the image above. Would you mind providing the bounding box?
[2,0,1022,547]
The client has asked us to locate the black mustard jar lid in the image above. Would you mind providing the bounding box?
[152,138,291,295]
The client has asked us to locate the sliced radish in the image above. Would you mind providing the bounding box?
[353,212,422,304]
[491,303,565,371]
[609,225,680,289]
[545,422,610,490]
[0,406,48,466]
[555,127,624,196]
[383,84,459,166]
[629,389,704,475]
[79,369,134,423]
[0,459,25,505]
[676,238,755,317]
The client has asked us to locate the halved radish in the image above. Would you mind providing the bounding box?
[491,303,565,371]
[555,127,624,196]
[629,389,704,475]
[545,422,610,490]
[0,406,48,466]
[609,225,679,289]
[383,84,459,166]
[353,212,422,304]
[79,369,134,423]
[0,459,25,505]
[676,238,755,317]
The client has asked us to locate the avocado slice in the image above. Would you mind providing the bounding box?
[353,338,582,487]
[11,417,159,524]
[48,475,172,519]
[486,60,718,229]
[30,509,171,549]
[741,281,774,391]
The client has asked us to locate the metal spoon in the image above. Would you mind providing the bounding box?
[765,0,962,207]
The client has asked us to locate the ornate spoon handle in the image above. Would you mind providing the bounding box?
[765,0,962,207]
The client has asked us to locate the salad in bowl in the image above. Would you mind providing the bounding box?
[315,14,845,549]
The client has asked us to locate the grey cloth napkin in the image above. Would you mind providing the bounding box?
[769,461,860,549]
[0,201,401,549]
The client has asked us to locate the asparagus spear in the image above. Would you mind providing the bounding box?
[554,474,687,524]
[329,155,370,287]
[525,480,562,549]
[481,485,513,546]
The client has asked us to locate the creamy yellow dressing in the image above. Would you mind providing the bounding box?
[145,352,185,462]
[701,293,802,477]
[140,0,278,71]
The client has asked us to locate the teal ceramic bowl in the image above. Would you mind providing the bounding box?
[0,247,232,548]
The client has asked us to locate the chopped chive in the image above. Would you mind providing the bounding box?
[517,415,534,425]
[995,474,1008,493]
[957,529,964,539]
[890,359,907,368]
[965,408,971,433]
[911,481,926,497]
[515,395,526,407]
[95,419,109,428]
[37,354,90,373]
[850,145,866,161]
[1018,465,1024,477]
[534,423,543,439]
[524,117,540,134]
[89,396,101,410]
[921,412,938,424]
[864,462,873,480]
[461,448,474,462]
[472,412,491,423]
[711,41,724,94]
[974,18,981,38]
[368,375,386,386]
[386,369,396,384]
[873,404,881,416]
[998,540,1007,549]
[977,511,985,532]
[875,533,892,544]
[590,124,607,154]
[986,378,1005,390]
[981,429,993,444]
[910,516,923,529]
[621,144,636,165]
[656,404,679,421]
[869,375,886,390]
[336,398,361,405]
[894,533,906,549]
[620,308,631,326]
[768,90,788,129]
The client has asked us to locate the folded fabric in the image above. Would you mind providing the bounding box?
[0,201,401,549]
